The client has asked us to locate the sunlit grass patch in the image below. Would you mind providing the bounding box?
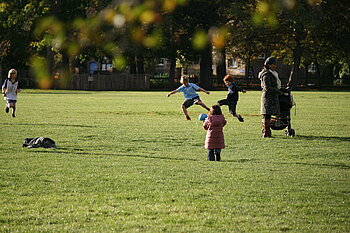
[0,90,349,232]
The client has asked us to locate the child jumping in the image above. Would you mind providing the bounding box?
[167,75,210,120]
[217,74,246,122]
[2,69,21,118]
[203,105,227,161]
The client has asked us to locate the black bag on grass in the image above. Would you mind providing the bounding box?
[23,137,56,148]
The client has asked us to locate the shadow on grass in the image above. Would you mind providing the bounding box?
[222,158,258,163]
[25,149,349,169]
[295,135,350,142]
[24,91,94,95]
[3,123,95,128]
[293,162,350,169]
[27,148,259,163]
[29,148,199,161]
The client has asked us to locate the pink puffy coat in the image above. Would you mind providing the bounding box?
[203,114,227,149]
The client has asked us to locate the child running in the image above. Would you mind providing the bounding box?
[217,74,246,122]
[2,69,21,118]
[167,75,210,120]
[203,105,227,161]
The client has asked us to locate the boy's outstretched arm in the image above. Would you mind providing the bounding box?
[199,88,210,95]
[235,84,246,93]
[167,89,178,97]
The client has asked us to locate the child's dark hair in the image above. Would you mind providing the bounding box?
[209,105,222,115]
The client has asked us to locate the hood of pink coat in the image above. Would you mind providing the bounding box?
[207,115,225,126]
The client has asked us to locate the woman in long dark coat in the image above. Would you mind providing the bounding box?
[258,57,283,138]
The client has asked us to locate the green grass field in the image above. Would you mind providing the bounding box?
[0,90,349,232]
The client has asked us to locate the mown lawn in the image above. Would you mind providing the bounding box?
[0,90,349,232]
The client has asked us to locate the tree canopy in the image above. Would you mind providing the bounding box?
[0,0,349,88]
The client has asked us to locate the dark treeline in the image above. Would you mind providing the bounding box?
[0,0,349,89]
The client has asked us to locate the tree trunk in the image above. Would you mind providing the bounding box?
[199,45,213,89]
[168,54,176,89]
[288,40,303,89]
[333,62,341,80]
[216,47,226,82]
[129,55,137,74]
[136,55,144,74]
[60,53,71,89]
[46,47,55,77]
[245,53,252,86]
[315,59,321,87]
[245,59,250,79]
[304,62,310,86]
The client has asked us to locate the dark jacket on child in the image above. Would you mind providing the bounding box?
[226,82,244,102]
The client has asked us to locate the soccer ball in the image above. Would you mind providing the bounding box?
[198,113,208,121]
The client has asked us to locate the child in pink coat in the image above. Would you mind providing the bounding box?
[203,105,227,161]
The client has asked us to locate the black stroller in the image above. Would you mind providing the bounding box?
[270,88,296,137]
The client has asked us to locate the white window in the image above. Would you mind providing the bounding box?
[258,53,266,59]
[308,63,317,73]
[158,58,167,66]
[227,58,237,68]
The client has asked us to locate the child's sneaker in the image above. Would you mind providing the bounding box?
[237,115,244,122]
[5,107,9,113]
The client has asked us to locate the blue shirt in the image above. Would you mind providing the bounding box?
[177,83,200,99]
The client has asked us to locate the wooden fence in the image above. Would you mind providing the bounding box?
[71,73,150,90]
[16,71,346,90]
